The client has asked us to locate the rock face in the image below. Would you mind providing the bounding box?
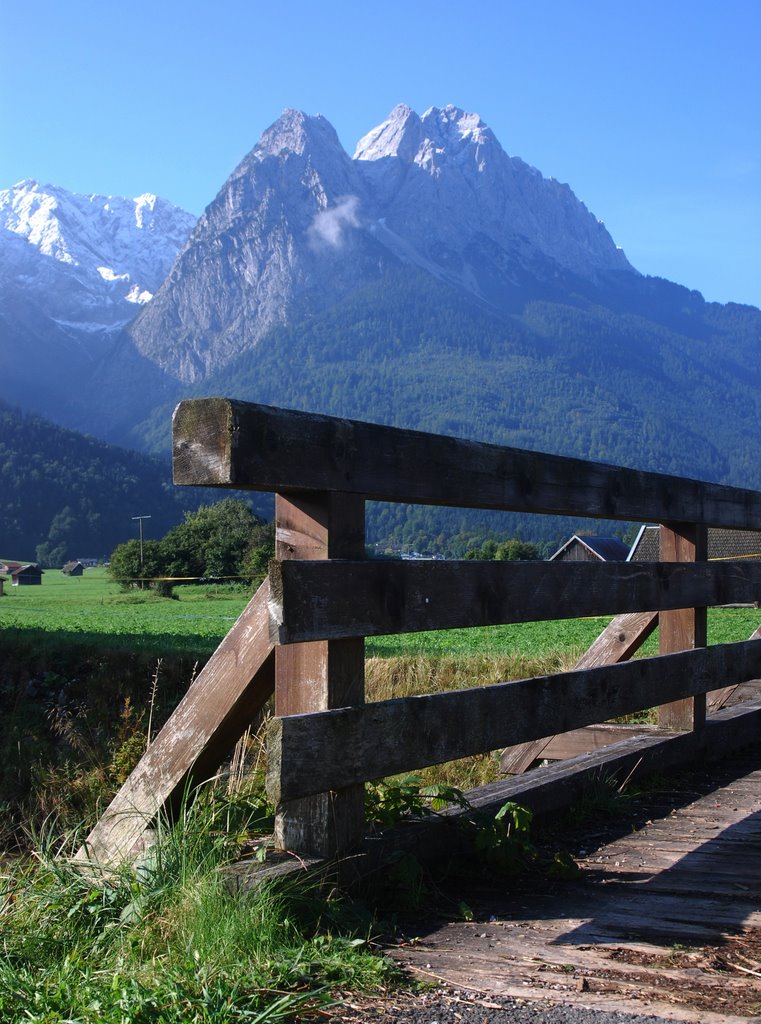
[128,105,637,383]
[7,102,758,480]
[128,110,389,382]
[354,104,632,280]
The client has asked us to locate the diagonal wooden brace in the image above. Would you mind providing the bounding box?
[77,579,275,866]
[500,610,659,774]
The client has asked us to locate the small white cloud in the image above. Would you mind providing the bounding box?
[308,195,361,249]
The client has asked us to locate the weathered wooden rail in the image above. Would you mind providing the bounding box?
[79,398,761,866]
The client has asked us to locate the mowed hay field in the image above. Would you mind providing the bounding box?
[2,569,757,663]
[2,564,760,665]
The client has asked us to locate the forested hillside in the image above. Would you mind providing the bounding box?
[130,267,761,552]
[0,402,190,563]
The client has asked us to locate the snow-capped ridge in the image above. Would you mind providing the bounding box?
[353,104,424,162]
[0,180,195,271]
[351,103,634,277]
[0,179,195,374]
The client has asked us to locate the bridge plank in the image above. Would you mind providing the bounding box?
[268,559,761,642]
[267,640,761,803]
[173,398,761,529]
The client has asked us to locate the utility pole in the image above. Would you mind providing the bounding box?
[132,515,151,587]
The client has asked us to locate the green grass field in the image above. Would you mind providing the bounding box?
[0,568,248,655]
[2,565,760,659]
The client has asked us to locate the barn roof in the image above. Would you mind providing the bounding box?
[628,525,761,561]
[550,534,630,562]
[11,564,44,577]
[0,560,25,573]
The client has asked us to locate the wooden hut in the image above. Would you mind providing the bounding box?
[11,564,44,586]
[550,534,630,563]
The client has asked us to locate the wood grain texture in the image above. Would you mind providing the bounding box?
[273,493,365,858]
[659,524,708,731]
[574,610,659,669]
[79,580,275,865]
[267,639,761,803]
[172,398,761,529]
[501,621,761,774]
[268,560,761,642]
[535,723,662,760]
[391,739,761,1024]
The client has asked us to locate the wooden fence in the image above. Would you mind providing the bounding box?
[80,398,761,866]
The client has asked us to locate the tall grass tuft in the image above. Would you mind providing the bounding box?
[1,779,393,1023]
[364,650,578,790]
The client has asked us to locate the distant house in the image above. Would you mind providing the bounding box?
[11,564,44,586]
[0,577,5,597]
[62,560,85,576]
[628,525,761,561]
[0,560,25,575]
[550,534,630,563]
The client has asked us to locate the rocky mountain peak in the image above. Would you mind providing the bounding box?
[353,103,424,162]
[0,180,194,274]
[351,104,633,280]
[355,104,499,174]
[128,103,635,384]
[419,105,496,150]
[256,108,344,160]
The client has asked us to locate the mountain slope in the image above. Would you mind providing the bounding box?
[4,105,760,555]
[0,181,195,432]
[130,264,761,550]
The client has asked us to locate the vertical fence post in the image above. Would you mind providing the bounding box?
[658,522,708,731]
[273,491,365,859]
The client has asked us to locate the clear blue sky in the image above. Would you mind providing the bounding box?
[2,0,759,307]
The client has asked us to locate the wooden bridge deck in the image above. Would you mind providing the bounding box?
[389,744,761,1024]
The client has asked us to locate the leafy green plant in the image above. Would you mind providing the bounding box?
[468,800,537,874]
[365,774,468,829]
[365,776,541,878]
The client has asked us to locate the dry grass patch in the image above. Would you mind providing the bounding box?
[365,650,578,703]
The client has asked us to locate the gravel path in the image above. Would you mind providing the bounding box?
[329,988,696,1024]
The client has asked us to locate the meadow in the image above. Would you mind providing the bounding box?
[3,565,760,659]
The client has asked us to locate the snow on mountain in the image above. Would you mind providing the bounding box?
[0,180,195,440]
[0,180,196,331]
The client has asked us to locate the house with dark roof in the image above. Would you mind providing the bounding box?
[549,534,630,563]
[11,564,43,586]
[62,560,85,576]
[628,526,761,561]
